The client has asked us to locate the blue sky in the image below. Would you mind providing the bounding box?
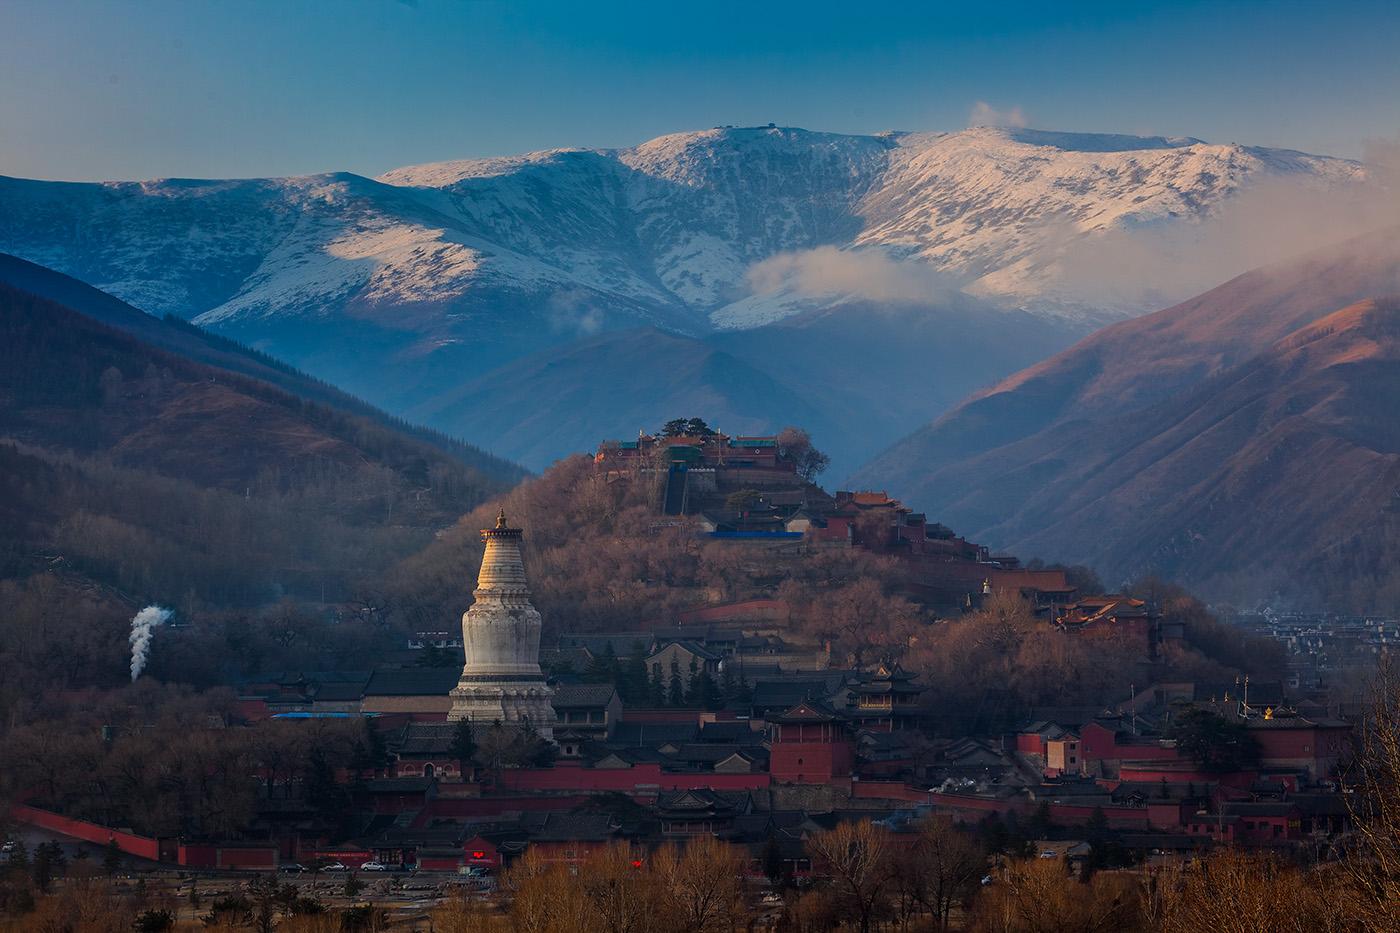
[2,0,1398,180]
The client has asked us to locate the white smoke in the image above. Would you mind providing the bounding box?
[128,605,173,681]
[969,101,1029,129]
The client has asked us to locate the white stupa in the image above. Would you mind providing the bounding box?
[447,509,556,738]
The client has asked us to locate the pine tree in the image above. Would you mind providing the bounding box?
[696,669,722,711]
[449,719,477,776]
[684,658,702,707]
[305,748,347,824]
[649,663,666,706]
[6,839,29,877]
[30,842,52,892]
[102,839,122,876]
[586,642,619,683]
[734,666,753,706]
[1085,805,1109,843]
[1030,799,1054,837]
[762,833,787,888]
[366,718,389,770]
[353,717,389,778]
[44,841,66,876]
[622,643,649,703]
[133,909,175,933]
[668,658,685,707]
[248,873,280,933]
[1084,806,1112,879]
[979,813,1009,855]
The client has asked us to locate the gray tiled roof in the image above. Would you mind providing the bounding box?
[551,683,619,708]
[610,722,699,745]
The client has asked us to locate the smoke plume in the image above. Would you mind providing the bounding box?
[969,101,1028,129]
[129,605,173,681]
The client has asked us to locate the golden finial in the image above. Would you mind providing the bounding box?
[496,507,507,529]
[1264,707,1274,720]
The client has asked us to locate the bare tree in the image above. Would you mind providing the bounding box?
[776,427,830,482]
[807,820,892,933]
[654,835,749,932]
[974,856,1139,933]
[1142,850,1347,933]
[578,843,662,933]
[1342,659,1400,930]
[900,818,986,930]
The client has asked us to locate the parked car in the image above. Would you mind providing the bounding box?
[278,864,306,874]
[322,862,348,872]
[1038,850,1057,859]
[360,861,389,872]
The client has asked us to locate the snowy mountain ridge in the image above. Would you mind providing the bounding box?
[0,123,1370,473]
[0,124,1362,341]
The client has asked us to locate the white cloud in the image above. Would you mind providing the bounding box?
[746,246,958,303]
[1052,139,1400,308]
[546,287,605,336]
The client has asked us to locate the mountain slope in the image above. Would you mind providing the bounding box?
[408,327,830,471]
[0,252,525,483]
[853,230,1400,609]
[0,277,519,607]
[408,294,1084,476]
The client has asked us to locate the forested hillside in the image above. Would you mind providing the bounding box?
[0,279,519,708]
[0,252,525,481]
[381,455,1284,737]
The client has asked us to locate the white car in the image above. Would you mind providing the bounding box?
[1038,850,1057,859]
[322,862,348,872]
[360,861,390,872]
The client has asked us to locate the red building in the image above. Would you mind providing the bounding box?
[1245,713,1351,782]
[768,700,854,785]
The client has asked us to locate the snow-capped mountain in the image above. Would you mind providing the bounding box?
[0,125,1367,469]
[0,126,1362,334]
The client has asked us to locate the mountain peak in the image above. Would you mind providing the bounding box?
[1280,296,1400,355]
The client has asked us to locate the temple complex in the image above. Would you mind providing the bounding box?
[448,510,556,739]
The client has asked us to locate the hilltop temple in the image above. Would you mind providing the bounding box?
[448,510,556,739]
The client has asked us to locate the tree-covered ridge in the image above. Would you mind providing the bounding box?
[384,455,1287,737]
